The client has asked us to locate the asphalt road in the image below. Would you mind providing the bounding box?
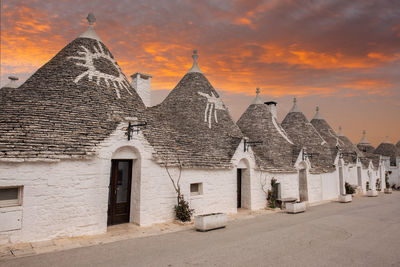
[3,192,400,267]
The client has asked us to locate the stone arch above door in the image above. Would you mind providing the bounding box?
[112,146,140,160]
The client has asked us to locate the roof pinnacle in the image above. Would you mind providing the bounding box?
[383,136,391,143]
[188,50,202,73]
[289,96,300,112]
[359,130,371,145]
[337,126,343,136]
[312,105,323,120]
[252,87,263,104]
[79,13,102,42]
[87,13,96,25]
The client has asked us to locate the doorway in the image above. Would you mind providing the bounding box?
[237,169,242,208]
[108,160,132,226]
[299,169,308,202]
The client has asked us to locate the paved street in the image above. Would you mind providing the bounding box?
[2,193,400,267]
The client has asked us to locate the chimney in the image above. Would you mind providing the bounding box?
[264,101,278,119]
[131,72,152,107]
[3,76,19,89]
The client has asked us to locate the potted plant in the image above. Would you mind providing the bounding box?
[339,182,353,203]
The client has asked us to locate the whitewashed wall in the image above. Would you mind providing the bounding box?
[0,121,153,244]
[321,170,340,200]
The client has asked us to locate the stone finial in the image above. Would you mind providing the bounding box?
[252,87,263,104]
[313,105,323,120]
[289,96,300,113]
[337,126,343,136]
[79,13,102,41]
[87,13,96,25]
[359,130,371,145]
[383,136,390,143]
[188,50,202,73]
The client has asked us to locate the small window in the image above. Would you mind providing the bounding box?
[190,183,203,196]
[0,186,23,207]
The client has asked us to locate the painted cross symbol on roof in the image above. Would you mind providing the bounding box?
[198,91,225,129]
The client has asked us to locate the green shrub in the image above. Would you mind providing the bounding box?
[174,195,194,222]
[345,182,355,194]
[267,178,277,208]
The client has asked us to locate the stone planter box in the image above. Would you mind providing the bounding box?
[384,188,392,194]
[195,213,227,232]
[367,190,378,197]
[339,194,352,203]
[286,202,306,214]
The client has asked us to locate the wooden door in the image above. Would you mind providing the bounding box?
[237,169,242,208]
[299,169,308,202]
[357,167,362,186]
[108,160,132,226]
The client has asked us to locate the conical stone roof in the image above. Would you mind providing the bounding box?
[143,51,243,168]
[335,126,364,164]
[237,93,297,172]
[281,98,334,173]
[397,141,400,153]
[357,130,375,153]
[0,16,145,161]
[374,141,399,166]
[310,106,340,161]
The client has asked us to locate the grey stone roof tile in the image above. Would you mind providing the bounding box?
[237,103,297,172]
[282,111,335,173]
[0,37,145,161]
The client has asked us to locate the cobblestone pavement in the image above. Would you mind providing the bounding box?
[2,192,400,266]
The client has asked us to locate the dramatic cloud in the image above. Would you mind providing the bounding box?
[1,0,399,145]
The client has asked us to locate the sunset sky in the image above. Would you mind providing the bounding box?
[1,0,399,146]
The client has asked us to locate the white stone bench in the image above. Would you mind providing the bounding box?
[339,194,352,203]
[195,213,227,232]
[286,202,306,214]
[367,190,378,197]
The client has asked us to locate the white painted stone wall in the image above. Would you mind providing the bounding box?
[385,157,400,187]
[307,173,323,203]
[0,123,340,244]
[0,121,154,244]
[321,170,340,200]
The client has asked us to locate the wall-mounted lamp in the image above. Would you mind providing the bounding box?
[127,122,147,140]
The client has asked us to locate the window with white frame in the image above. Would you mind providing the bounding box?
[0,186,23,207]
[190,183,203,196]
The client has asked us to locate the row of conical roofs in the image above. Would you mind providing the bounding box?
[1,14,398,171]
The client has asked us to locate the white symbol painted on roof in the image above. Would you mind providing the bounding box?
[68,40,132,98]
[198,91,225,129]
